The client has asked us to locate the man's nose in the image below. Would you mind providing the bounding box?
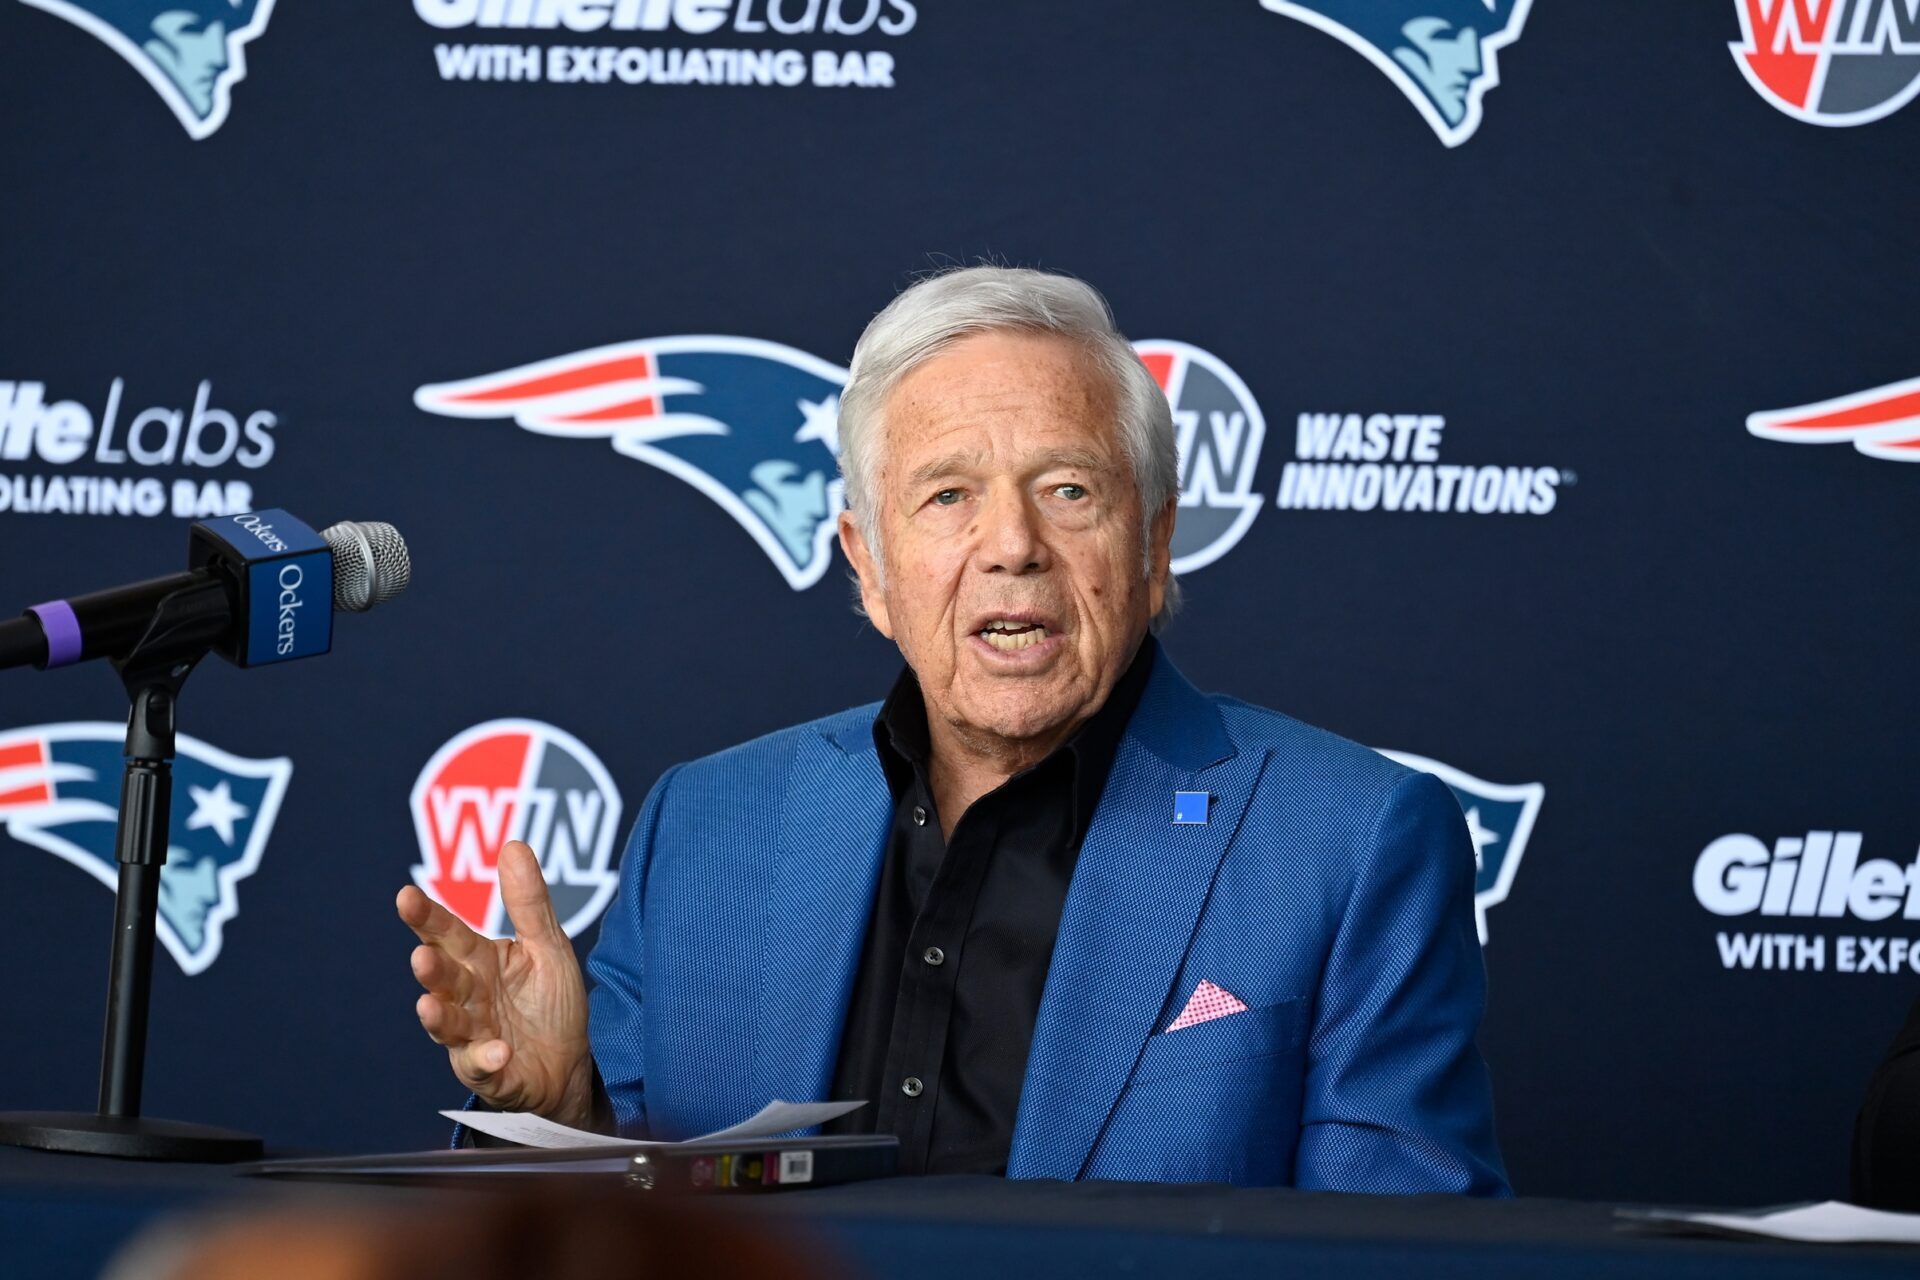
[973,485,1049,575]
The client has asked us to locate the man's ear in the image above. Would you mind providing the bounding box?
[1147,496,1176,619]
[838,510,893,637]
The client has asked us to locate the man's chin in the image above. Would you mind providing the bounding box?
[945,696,1083,750]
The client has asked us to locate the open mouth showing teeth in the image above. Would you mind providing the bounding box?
[980,620,1050,652]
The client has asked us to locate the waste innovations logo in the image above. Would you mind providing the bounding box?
[1136,341,1267,575]
[1256,0,1532,147]
[1278,410,1565,516]
[0,376,278,519]
[415,0,915,89]
[18,0,277,140]
[1377,750,1543,944]
[410,720,624,940]
[0,723,291,974]
[1695,831,1920,974]
[1748,375,1920,464]
[1731,0,1920,126]
[416,337,846,590]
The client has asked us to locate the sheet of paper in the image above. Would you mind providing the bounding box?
[1625,1200,1920,1245]
[695,1100,867,1141]
[440,1099,866,1150]
[438,1110,647,1149]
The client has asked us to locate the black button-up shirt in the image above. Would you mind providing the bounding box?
[822,636,1157,1174]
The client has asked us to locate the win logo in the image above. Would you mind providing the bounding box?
[1730,0,1920,127]
[410,720,623,939]
[1136,340,1267,575]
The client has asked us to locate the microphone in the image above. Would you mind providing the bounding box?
[0,509,411,673]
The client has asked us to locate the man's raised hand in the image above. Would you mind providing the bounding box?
[396,840,595,1129]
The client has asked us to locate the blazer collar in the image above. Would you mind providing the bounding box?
[751,713,892,1112]
[1104,640,1236,774]
[1009,648,1268,1178]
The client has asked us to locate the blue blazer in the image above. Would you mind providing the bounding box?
[582,647,1510,1194]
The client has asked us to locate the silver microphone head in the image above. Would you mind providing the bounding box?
[321,520,412,612]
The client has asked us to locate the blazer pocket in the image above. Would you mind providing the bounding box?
[1128,996,1308,1086]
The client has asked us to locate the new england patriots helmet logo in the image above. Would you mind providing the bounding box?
[1378,749,1544,943]
[1748,374,1920,464]
[1258,0,1534,146]
[0,723,291,974]
[415,337,846,591]
[19,0,278,140]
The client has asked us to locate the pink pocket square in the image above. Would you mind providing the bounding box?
[1164,979,1249,1032]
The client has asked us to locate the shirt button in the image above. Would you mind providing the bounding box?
[912,805,928,826]
[901,1076,924,1098]
[923,946,945,967]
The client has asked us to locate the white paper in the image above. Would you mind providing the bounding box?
[438,1110,647,1149]
[440,1098,866,1150]
[1629,1200,1920,1245]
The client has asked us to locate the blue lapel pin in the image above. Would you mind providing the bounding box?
[1172,791,1210,825]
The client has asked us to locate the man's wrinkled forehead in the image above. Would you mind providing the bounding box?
[882,357,1123,492]
[887,330,1114,428]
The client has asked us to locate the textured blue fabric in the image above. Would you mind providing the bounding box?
[582,648,1510,1194]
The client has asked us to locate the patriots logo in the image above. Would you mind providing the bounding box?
[1257,0,1533,147]
[1747,375,1920,464]
[1377,749,1544,944]
[19,0,278,140]
[0,723,291,974]
[415,337,847,591]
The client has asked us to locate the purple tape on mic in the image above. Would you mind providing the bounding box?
[27,601,82,668]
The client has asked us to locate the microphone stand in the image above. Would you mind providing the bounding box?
[0,582,263,1160]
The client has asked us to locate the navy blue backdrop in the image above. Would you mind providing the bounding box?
[2,0,1916,1206]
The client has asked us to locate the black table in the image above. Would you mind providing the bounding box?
[1,1146,1911,1280]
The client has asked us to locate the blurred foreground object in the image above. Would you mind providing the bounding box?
[104,1186,842,1280]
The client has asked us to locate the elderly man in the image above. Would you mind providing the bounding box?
[398,266,1509,1193]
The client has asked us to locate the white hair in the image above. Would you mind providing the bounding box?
[837,265,1182,624]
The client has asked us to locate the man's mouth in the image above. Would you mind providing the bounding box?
[978,618,1051,653]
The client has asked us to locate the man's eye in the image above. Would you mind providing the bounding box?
[932,489,962,506]
[1055,484,1087,501]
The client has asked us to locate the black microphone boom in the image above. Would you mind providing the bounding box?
[1,570,205,672]
[1,517,410,673]
[0,615,51,669]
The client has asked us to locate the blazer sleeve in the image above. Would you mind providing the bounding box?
[1293,770,1512,1196]
[580,763,684,1139]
